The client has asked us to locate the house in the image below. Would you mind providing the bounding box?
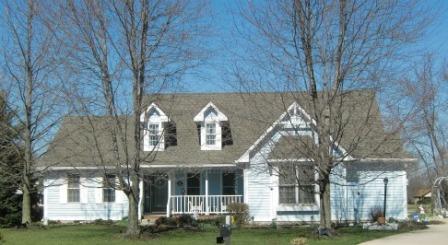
[37,90,415,223]
[412,188,432,204]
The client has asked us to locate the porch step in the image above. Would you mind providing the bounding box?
[141,214,165,226]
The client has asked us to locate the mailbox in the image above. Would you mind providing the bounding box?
[216,224,232,244]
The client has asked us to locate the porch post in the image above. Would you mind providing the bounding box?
[138,178,143,221]
[205,170,209,215]
[166,173,172,217]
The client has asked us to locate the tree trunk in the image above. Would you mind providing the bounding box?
[319,178,332,233]
[126,173,141,238]
[21,180,32,225]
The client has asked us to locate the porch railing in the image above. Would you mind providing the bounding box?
[169,195,243,215]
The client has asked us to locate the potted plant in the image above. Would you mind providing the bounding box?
[377,216,386,225]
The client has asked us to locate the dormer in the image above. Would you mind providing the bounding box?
[194,102,228,150]
[140,103,170,151]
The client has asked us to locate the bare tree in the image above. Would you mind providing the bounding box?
[232,0,430,232]
[0,0,64,226]
[404,57,448,178]
[53,0,208,237]
[398,56,448,212]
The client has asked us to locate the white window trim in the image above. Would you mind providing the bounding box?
[277,164,318,206]
[205,123,217,145]
[141,103,170,152]
[194,102,227,151]
[148,123,161,147]
[67,174,81,203]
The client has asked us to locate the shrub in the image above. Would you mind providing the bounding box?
[154,216,176,227]
[369,206,384,222]
[175,214,196,227]
[290,237,307,245]
[227,203,250,225]
[93,219,114,225]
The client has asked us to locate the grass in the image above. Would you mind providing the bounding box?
[0,223,424,245]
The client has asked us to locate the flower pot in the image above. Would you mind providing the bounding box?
[377,216,386,225]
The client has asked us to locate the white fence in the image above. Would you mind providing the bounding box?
[169,195,243,214]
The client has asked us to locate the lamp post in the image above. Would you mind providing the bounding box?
[383,177,389,219]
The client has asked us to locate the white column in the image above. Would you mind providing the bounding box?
[138,178,143,221]
[205,170,209,215]
[43,179,48,224]
[166,173,172,217]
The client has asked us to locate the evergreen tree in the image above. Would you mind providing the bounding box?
[0,93,23,227]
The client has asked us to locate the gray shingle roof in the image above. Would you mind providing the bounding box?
[38,90,412,168]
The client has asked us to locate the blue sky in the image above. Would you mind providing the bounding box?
[180,0,448,93]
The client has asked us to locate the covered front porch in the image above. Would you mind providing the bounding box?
[139,167,244,218]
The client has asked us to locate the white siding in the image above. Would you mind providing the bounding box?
[345,171,407,221]
[246,132,281,222]
[43,172,128,221]
[246,128,408,223]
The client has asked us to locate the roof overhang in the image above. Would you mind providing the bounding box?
[37,163,239,171]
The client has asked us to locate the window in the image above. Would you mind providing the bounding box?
[67,174,80,203]
[148,123,160,146]
[279,165,315,205]
[103,175,116,202]
[205,123,216,145]
[222,173,236,195]
[187,173,200,195]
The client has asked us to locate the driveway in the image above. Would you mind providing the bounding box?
[360,222,448,245]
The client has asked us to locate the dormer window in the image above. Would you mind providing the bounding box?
[206,123,216,145]
[148,123,160,147]
[194,102,228,150]
[140,103,170,151]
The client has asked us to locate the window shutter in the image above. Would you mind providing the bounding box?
[80,177,88,203]
[95,177,103,203]
[59,178,67,204]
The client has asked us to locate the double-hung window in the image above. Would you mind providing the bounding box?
[148,123,160,147]
[279,164,315,205]
[205,123,216,145]
[103,175,116,202]
[67,174,80,203]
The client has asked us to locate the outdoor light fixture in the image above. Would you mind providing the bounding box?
[383,177,389,219]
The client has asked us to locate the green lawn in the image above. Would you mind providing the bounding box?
[0,223,420,245]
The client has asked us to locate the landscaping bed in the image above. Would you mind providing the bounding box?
[0,220,428,245]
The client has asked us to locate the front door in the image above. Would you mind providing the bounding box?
[143,174,168,213]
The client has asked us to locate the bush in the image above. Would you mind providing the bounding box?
[369,206,384,222]
[227,203,250,225]
[93,219,114,225]
[175,214,196,227]
[154,216,177,227]
[290,237,307,245]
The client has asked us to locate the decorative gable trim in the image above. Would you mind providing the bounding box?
[235,102,351,163]
[140,103,169,122]
[193,102,228,122]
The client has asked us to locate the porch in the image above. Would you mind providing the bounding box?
[140,168,244,217]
